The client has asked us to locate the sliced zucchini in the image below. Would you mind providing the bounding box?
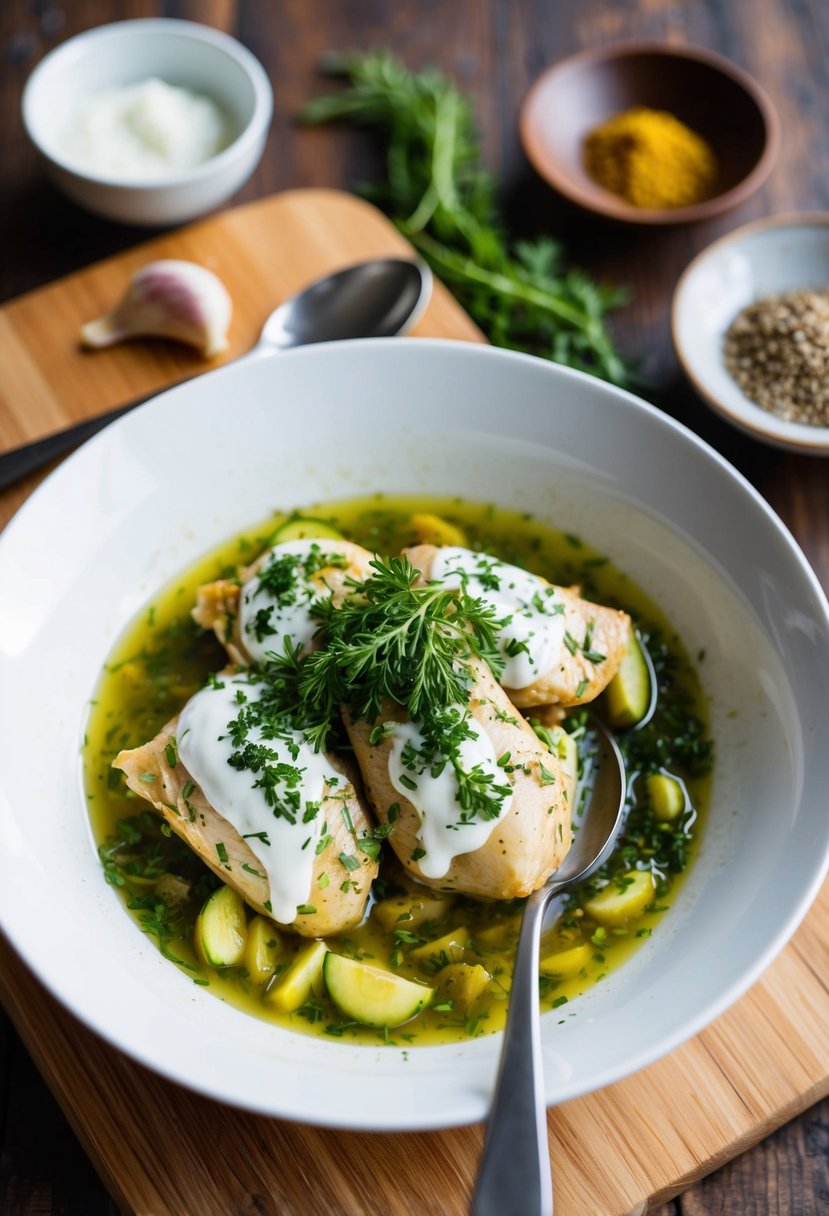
[646,772,686,822]
[555,727,579,780]
[533,721,579,785]
[409,926,469,967]
[264,939,326,1013]
[324,953,433,1027]
[583,870,655,927]
[123,871,161,894]
[530,719,576,762]
[194,885,247,967]
[538,942,591,977]
[154,873,191,905]
[434,962,491,1011]
[410,512,468,548]
[271,517,345,543]
[604,631,653,729]
[244,916,283,985]
[475,918,521,949]
[372,893,455,932]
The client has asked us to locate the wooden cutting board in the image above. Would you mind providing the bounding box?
[0,188,827,1216]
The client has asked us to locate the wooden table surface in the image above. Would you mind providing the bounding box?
[1,1,828,1213]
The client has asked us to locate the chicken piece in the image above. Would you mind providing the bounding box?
[344,660,574,901]
[193,538,374,665]
[405,544,632,709]
[529,703,567,730]
[192,578,244,663]
[114,717,378,938]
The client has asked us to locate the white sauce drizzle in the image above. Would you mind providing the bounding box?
[428,546,571,688]
[388,709,513,879]
[238,539,347,664]
[178,675,334,924]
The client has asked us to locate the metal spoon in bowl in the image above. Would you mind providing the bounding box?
[471,718,626,1216]
[0,257,432,492]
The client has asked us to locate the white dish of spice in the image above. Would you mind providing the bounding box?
[672,213,829,455]
[22,19,272,226]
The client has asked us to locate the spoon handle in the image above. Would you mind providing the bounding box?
[0,397,159,492]
[471,883,558,1216]
[0,345,271,493]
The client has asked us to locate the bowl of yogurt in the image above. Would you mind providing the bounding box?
[21,18,273,226]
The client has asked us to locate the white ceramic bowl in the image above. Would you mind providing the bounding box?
[1,339,828,1130]
[21,19,272,226]
[672,213,829,455]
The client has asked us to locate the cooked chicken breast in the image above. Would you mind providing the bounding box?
[344,660,575,900]
[193,538,374,666]
[114,720,378,938]
[405,543,631,709]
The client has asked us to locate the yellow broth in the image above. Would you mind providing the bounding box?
[84,495,711,1047]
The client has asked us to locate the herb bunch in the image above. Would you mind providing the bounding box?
[276,555,513,825]
[235,554,513,827]
[299,555,503,728]
[301,50,631,385]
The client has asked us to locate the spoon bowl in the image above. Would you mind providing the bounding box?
[472,718,626,1216]
[259,258,431,349]
[544,720,627,887]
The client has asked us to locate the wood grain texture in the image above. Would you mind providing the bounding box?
[0,185,828,1216]
[1,0,829,1213]
[0,882,828,1216]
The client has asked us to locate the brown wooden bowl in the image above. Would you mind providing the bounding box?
[520,42,780,225]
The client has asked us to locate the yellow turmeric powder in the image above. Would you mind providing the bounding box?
[583,107,717,209]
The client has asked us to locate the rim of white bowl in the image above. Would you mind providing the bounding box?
[672,211,829,455]
[21,17,273,190]
[2,339,829,1128]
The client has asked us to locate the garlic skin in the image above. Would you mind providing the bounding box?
[81,260,232,358]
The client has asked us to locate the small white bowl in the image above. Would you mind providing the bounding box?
[672,214,829,455]
[21,18,272,227]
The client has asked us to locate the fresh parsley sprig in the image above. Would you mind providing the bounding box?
[300,50,632,385]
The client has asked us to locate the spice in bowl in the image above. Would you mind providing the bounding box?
[583,107,717,210]
[723,290,829,427]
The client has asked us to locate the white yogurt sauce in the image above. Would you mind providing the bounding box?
[178,674,335,924]
[61,78,232,180]
[388,708,513,879]
[239,539,347,664]
[429,547,568,688]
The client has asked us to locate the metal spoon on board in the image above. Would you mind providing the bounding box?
[0,256,432,492]
[471,719,626,1216]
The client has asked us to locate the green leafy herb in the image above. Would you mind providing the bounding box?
[301,51,631,385]
[302,555,504,724]
[538,763,557,787]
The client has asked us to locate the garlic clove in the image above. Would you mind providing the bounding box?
[81,259,232,358]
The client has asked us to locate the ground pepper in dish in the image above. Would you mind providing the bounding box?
[723,290,829,426]
[583,107,717,209]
